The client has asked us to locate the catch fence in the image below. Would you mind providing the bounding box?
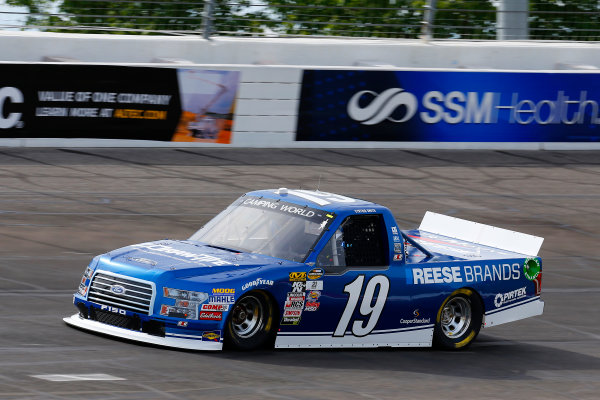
[0,0,599,41]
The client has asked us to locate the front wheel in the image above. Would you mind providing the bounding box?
[224,291,277,351]
[433,288,483,350]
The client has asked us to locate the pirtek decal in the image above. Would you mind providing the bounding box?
[494,287,527,308]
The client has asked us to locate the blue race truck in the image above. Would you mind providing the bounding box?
[65,188,544,351]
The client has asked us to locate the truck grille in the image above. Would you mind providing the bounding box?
[90,308,141,331]
[87,271,154,314]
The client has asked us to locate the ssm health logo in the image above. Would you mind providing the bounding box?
[347,86,600,126]
[347,88,417,125]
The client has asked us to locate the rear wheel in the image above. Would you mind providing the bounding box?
[224,291,276,351]
[433,288,483,350]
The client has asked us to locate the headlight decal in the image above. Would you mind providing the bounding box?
[161,287,209,319]
[77,266,95,296]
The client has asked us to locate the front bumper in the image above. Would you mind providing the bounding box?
[64,313,223,351]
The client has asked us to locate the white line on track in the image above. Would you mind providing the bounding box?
[30,373,126,382]
[543,287,600,293]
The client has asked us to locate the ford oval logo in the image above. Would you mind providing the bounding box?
[110,284,126,295]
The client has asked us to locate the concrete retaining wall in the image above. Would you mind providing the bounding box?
[2,31,600,70]
[1,32,599,149]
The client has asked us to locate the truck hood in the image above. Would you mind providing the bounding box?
[97,239,298,282]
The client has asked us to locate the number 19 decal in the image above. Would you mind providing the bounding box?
[334,275,390,337]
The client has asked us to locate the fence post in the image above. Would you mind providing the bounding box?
[497,0,529,40]
[420,0,438,41]
[201,0,215,39]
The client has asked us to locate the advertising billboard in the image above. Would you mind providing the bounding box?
[0,65,240,143]
[296,70,600,142]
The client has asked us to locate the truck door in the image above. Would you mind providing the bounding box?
[305,214,407,339]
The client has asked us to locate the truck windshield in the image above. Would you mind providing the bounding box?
[189,195,336,263]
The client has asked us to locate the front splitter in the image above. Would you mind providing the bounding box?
[64,314,223,351]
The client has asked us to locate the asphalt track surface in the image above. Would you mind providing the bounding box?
[0,148,599,400]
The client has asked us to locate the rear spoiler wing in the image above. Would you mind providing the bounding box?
[419,212,544,257]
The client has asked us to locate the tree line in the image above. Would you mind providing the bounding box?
[6,0,600,40]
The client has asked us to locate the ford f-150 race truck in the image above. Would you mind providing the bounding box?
[65,188,544,351]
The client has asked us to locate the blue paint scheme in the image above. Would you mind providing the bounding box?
[71,189,542,345]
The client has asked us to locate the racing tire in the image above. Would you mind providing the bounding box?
[224,291,277,351]
[432,288,483,350]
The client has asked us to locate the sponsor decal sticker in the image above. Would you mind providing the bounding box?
[283,310,302,317]
[285,300,305,309]
[393,235,400,242]
[523,258,541,281]
[391,226,398,234]
[305,280,323,291]
[241,278,274,291]
[281,316,301,325]
[244,197,320,218]
[393,254,403,261]
[291,281,306,292]
[494,287,527,308]
[304,301,320,311]
[202,331,221,342]
[409,264,521,284]
[399,309,430,324]
[308,291,320,300]
[286,292,306,301]
[199,311,222,321]
[307,268,324,280]
[133,243,232,266]
[201,303,229,311]
[354,208,376,213]
[400,317,431,324]
[289,272,307,281]
[283,287,306,324]
[127,257,157,266]
[208,295,235,304]
[212,288,235,294]
[177,321,188,327]
[394,243,402,253]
